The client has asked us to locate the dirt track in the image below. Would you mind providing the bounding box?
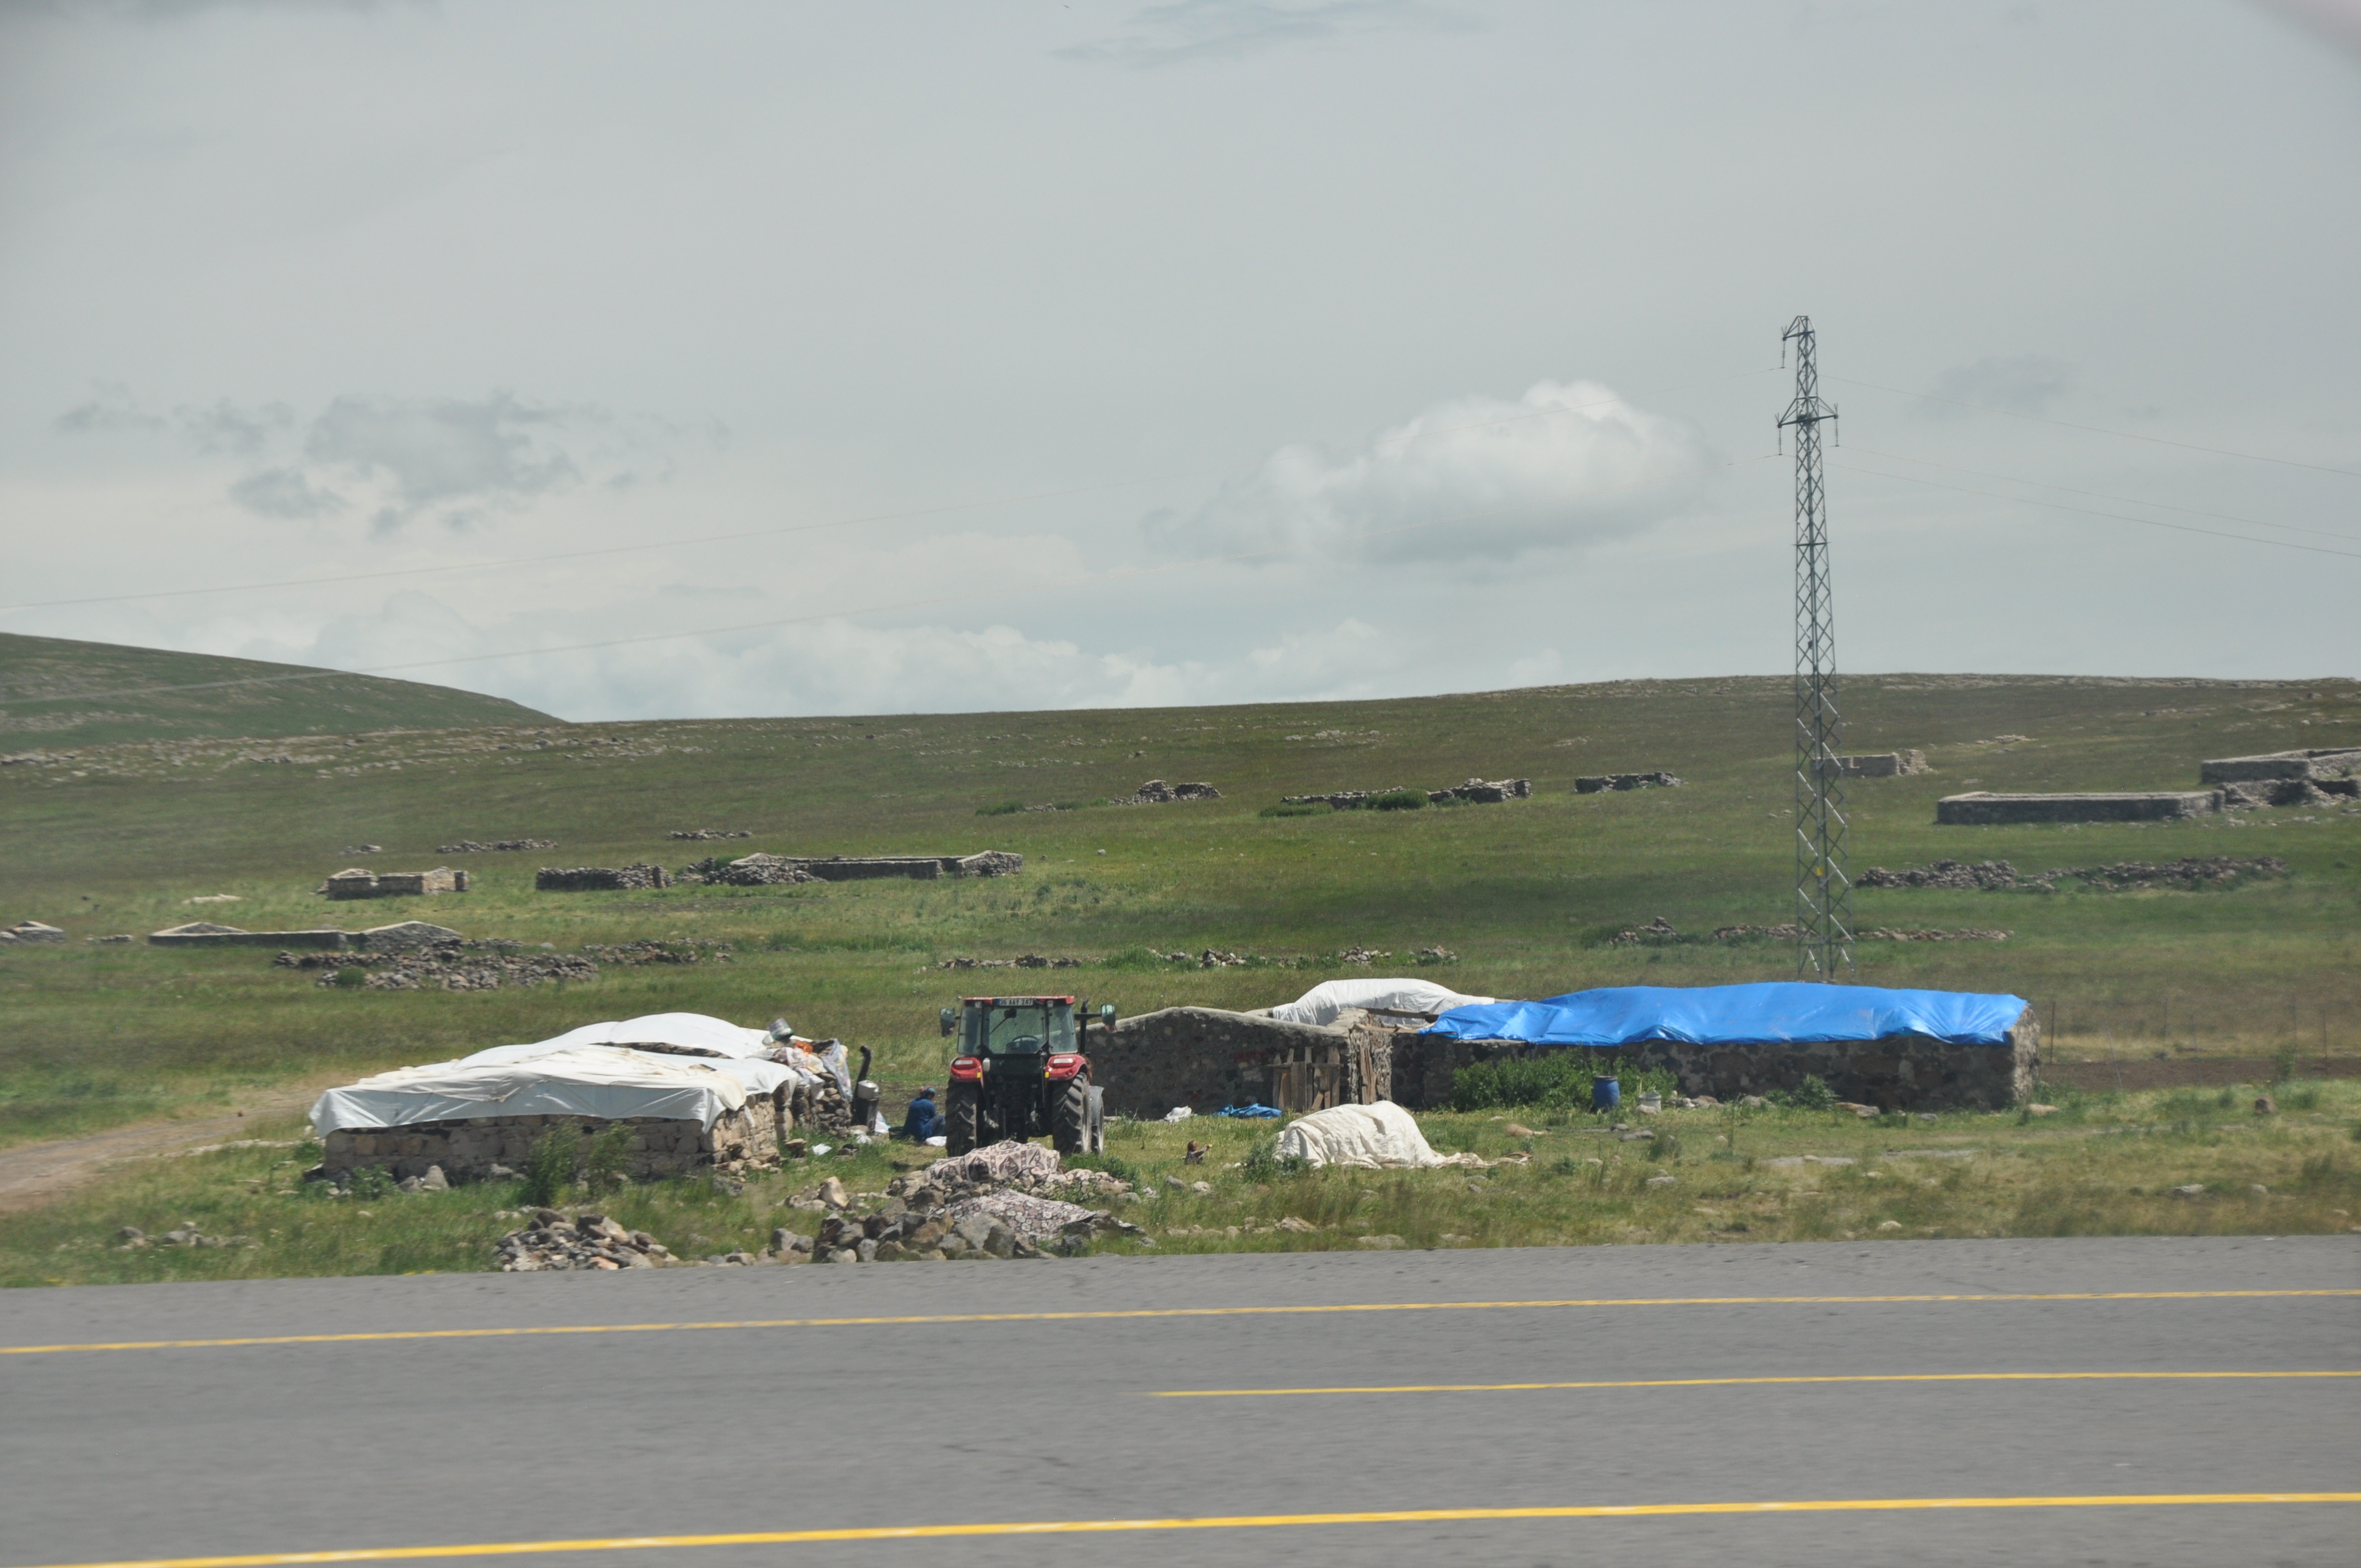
[0,1085,329,1216]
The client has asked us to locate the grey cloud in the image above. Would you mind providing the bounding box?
[1059,0,1472,68]
[1147,380,1712,566]
[177,398,292,455]
[55,382,165,435]
[228,465,346,519]
[1923,356,2074,416]
[301,391,581,525]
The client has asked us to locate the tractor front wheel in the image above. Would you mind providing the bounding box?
[945,1081,981,1156]
[1051,1076,1091,1156]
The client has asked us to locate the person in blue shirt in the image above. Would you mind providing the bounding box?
[902,1087,944,1141]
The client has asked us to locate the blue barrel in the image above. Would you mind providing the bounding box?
[1591,1075,1620,1113]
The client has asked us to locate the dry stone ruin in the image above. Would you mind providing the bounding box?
[1576,771,1683,793]
[322,866,469,899]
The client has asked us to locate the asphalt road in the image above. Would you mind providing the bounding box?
[3,1237,2355,1568]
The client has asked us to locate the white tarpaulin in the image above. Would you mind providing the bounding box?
[310,1044,750,1135]
[1267,977,1495,1028]
[459,1013,796,1097]
[1272,1101,1482,1169]
[464,1011,774,1061]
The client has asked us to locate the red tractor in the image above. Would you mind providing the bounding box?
[939,994,1112,1156]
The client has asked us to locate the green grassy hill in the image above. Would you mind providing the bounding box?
[2,672,2357,1153]
[0,633,558,747]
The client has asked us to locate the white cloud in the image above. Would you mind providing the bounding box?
[302,393,583,531]
[54,382,165,435]
[1147,380,1712,565]
[227,464,345,519]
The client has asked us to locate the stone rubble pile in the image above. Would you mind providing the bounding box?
[2222,778,2353,808]
[690,854,821,887]
[497,1208,676,1271]
[280,941,599,990]
[1857,859,2021,891]
[1118,779,1223,804]
[1337,945,1390,965]
[437,839,557,853]
[1857,855,2286,892]
[764,1146,1146,1264]
[1575,771,1684,793]
[579,939,734,965]
[935,954,1084,970]
[535,863,673,891]
[115,1222,255,1251]
[668,829,754,841]
[1282,777,1531,809]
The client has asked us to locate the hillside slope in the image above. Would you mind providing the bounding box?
[0,633,559,746]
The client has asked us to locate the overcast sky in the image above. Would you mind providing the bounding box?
[3,1,2356,722]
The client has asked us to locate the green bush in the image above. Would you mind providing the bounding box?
[1368,789,1427,812]
[1776,1074,1837,1113]
[350,1164,394,1199]
[1450,1049,1678,1111]
[583,1124,634,1194]
[1240,1136,1308,1181]
[977,801,1024,816]
[520,1121,579,1208]
[1259,803,1331,818]
[331,967,366,989]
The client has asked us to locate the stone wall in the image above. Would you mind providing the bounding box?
[1095,1006,1382,1118]
[324,867,468,899]
[535,863,674,891]
[777,852,1022,881]
[1840,750,1930,777]
[1936,790,2219,825]
[1389,1015,2037,1113]
[2200,748,2361,785]
[317,1099,785,1184]
[149,922,351,949]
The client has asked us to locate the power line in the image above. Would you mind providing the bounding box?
[3,455,1772,707]
[1,367,1782,617]
[1830,460,2361,561]
[1841,444,2361,547]
[1829,375,2361,480]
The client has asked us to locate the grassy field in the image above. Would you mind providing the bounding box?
[7,1079,2356,1288]
[0,631,557,747]
[2,662,2358,1278]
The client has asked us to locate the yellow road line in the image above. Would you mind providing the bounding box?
[20,1493,2361,1567]
[1150,1369,2361,1397]
[5,1289,2353,1358]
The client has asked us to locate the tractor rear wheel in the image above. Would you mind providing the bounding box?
[945,1081,981,1156]
[1051,1076,1091,1156]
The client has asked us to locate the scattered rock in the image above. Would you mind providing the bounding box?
[668,829,754,841]
[2026,1104,2059,1115]
[817,1176,851,1208]
[1503,1123,1538,1139]
[439,839,557,853]
[1355,1234,1407,1248]
[1575,771,1683,793]
[1645,1174,1677,1188]
[2254,1096,2277,1115]
[2172,1184,2207,1198]
[1876,1219,1903,1231]
[1118,779,1222,805]
[1276,1216,1318,1232]
[496,1210,673,1270]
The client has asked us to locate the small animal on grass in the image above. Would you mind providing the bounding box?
[1184,1141,1207,1165]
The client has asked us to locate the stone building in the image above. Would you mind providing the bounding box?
[1935,790,2220,825]
[323,867,469,899]
[1094,1006,1390,1118]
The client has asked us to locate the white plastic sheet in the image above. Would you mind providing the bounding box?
[311,1046,750,1135]
[1267,978,1495,1028]
[1272,1101,1479,1169]
[464,1012,774,1063]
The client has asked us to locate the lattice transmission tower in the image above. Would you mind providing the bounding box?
[1778,314,1852,979]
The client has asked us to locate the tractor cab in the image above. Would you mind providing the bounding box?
[938,994,1112,1155]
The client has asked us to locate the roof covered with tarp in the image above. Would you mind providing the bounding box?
[1419,982,2030,1048]
[310,1044,754,1135]
[1267,977,1497,1028]
[456,1011,799,1098]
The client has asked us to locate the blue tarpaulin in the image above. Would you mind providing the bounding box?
[1420,982,2028,1049]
